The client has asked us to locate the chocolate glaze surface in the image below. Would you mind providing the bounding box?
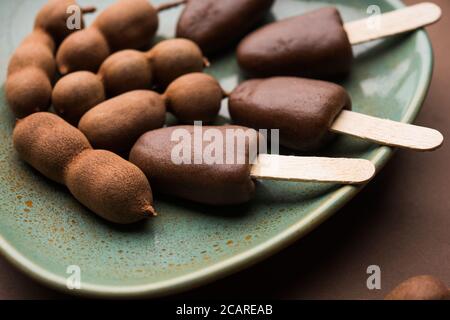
[176,0,275,55]
[129,126,259,205]
[229,77,351,151]
[237,7,353,79]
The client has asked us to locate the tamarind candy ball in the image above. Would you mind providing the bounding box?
[56,0,159,74]
[6,30,56,118]
[98,50,153,97]
[65,150,156,224]
[6,69,53,119]
[148,38,205,89]
[34,0,93,44]
[385,275,449,300]
[164,73,223,124]
[7,31,55,79]
[93,0,158,52]
[56,28,111,74]
[53,71,106,125]
[78,90,166,155]
[12,112,92,184]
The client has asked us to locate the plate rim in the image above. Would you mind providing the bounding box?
[0,0,434,298]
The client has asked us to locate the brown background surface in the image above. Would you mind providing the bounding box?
[0,0,449,300]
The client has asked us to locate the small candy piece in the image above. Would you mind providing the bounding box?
[147,38,205,88]
[13,112,91,184]
[34,0,96,44]
[78,91,166,155]
[53,71,106,125]
[164,73,224,124]
[65,150,156,224]
[98,50,153,97]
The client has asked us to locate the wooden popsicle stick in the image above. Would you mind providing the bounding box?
[330,110,444,151]
[344,2,442,45]
[250,154,375,184]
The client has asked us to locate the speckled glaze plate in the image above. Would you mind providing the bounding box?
[0,0,433,298]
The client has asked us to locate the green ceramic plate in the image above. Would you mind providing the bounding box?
[0,0,433,298]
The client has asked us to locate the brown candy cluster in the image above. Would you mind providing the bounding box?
[6,0,95,118]
[13,113,156,224]
[52,39,207,125]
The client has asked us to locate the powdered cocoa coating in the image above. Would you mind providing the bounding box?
[164,73,223,124]
[148,39,205,88]
[12,112,92,184]
[34,0,88,44]
[65,150,155,224]
[56,0,158,74]
[129,125,258,205]
[176,0,275,55]
[6,69,53,119]
[7,33,55,79]
[229,77,351,151]
[53,71,106,125]
[237,7,353,79]
[78,90,166,155]
[6,30,56,118]
[13,113,155,224]
[56,28,111,74]
[93,0,158,51]
[385,275,449,300]
[7,1,94,118]
[98,50,153,97]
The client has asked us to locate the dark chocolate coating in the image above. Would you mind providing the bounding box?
[176,0,275,55]
[229,77,351,151]
[129,126,259,205]
[78,90,166,155]
[237,7,353,79]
